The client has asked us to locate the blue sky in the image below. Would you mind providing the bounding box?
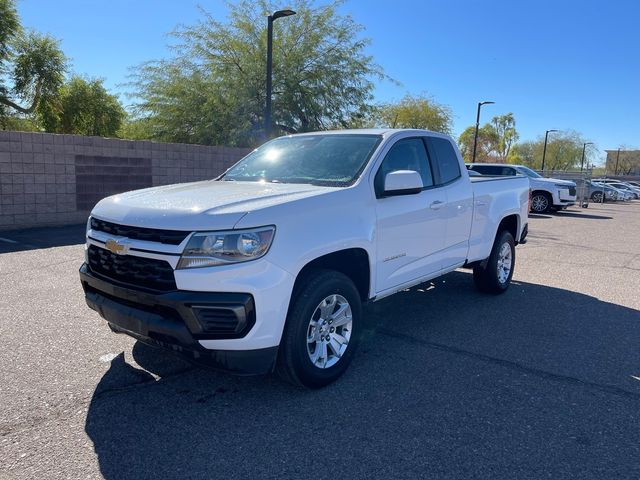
[17,0,640,163]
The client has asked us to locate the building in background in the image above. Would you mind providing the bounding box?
[605,150,640,176]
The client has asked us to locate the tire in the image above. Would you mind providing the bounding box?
[473,230,515,295]
[591,191,604,203]
[530,192,552,213]
[277,269,362,388]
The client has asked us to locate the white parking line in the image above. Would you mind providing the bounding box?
[0,237,18,244]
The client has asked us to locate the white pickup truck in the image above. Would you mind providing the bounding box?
[80,129,530,388]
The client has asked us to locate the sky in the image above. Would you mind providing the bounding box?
[17,0,640,164]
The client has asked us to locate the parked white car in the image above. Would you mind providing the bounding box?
[466,163,577,213]
[80,129,530,388]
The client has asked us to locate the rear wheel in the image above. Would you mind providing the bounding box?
[530,192,551,213]
[277,270,362,388]
[591,191,604,203]
[473,230,515,295]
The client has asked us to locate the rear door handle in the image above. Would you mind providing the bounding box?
[430,200,445,210]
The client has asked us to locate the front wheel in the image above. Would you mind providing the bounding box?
[277,270,362,388]
[473,230,515,294]
[591,191,604,203]
[530,192,551,213]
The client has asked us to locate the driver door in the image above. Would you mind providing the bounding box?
[374,137,447,294]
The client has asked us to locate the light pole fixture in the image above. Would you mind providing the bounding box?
[471,101,495,163]
[614,147,621,175]
[580,142,593,172]
[541,129,558,172]
[264,8,296,139]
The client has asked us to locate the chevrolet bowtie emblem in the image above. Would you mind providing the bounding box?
[105,238,130,255]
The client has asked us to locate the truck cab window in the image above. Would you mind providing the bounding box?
[374,138,434,194]
[430,137,461,184]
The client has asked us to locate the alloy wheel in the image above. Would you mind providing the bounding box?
[531,194,548,212]
[306,294,352,369]
[496,242,513,284]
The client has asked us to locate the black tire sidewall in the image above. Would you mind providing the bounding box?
[531,193,551,213]
[491,231,515,292]
[474,230,515,294]
[282,271,362,388]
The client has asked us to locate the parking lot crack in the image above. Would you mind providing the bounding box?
[374,327,640,401]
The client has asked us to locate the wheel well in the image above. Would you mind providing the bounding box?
[532,189,551,200]
[497,214,519,242]
[294,249,371,302]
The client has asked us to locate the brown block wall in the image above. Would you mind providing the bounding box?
[0,131,250,231]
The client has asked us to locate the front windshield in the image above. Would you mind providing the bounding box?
[516,166,542,178]
[222,134,381,186]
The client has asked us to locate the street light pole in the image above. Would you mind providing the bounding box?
[264,9,296,140]
[614,148,621,175]
[580,142,593,172]
[541,129,558,173]
[471,101,494,163]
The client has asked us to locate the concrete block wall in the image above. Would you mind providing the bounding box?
[0,131,250,231]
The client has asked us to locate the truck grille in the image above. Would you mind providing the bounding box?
[87,245,177,292]
[90,218,190,245]
[568,186,576,196]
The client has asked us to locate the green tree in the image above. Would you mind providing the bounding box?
[372,93,453,133]
[458,124,499,163]
[491,113,518,163]
[458,113,518,164]
[128,0,385,146]
[510,131,592,171]
[509,140,538,167]
[0,0,66,124]
[118,117,154,140]
[542,131,586,171]
[40,76,125,136]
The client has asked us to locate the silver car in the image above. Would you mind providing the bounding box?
[588,181,618,202]
[592,180,640,199]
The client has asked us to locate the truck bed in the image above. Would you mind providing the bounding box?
[466,173,530,263]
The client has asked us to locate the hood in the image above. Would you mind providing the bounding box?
[532,177,576,187]
[91,180,337,231]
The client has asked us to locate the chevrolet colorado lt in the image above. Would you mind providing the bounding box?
[80,129,530,388]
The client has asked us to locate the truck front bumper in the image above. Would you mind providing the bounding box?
[79,263,278,375]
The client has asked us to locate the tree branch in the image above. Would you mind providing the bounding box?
[0,79,44,114]
[275,123,297,134]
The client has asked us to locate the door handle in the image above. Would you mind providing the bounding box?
[429,200,445,210]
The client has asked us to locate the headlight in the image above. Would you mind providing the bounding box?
[177,226,275,269]
[84,217,91,263]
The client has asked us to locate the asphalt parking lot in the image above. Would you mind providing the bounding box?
[1,202,639,479]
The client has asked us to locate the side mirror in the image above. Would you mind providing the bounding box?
[383,170,424,196]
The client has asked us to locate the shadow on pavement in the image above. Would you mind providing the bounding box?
[527,213,552,219]
[85,271,640,479]
[0,223,85,253]
[553,211,613,220]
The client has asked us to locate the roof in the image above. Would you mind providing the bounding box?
[467,163,523,167]
[290,128,449,138]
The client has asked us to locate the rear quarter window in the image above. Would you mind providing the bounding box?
[430,137,461,184]
[470,165,515,176]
